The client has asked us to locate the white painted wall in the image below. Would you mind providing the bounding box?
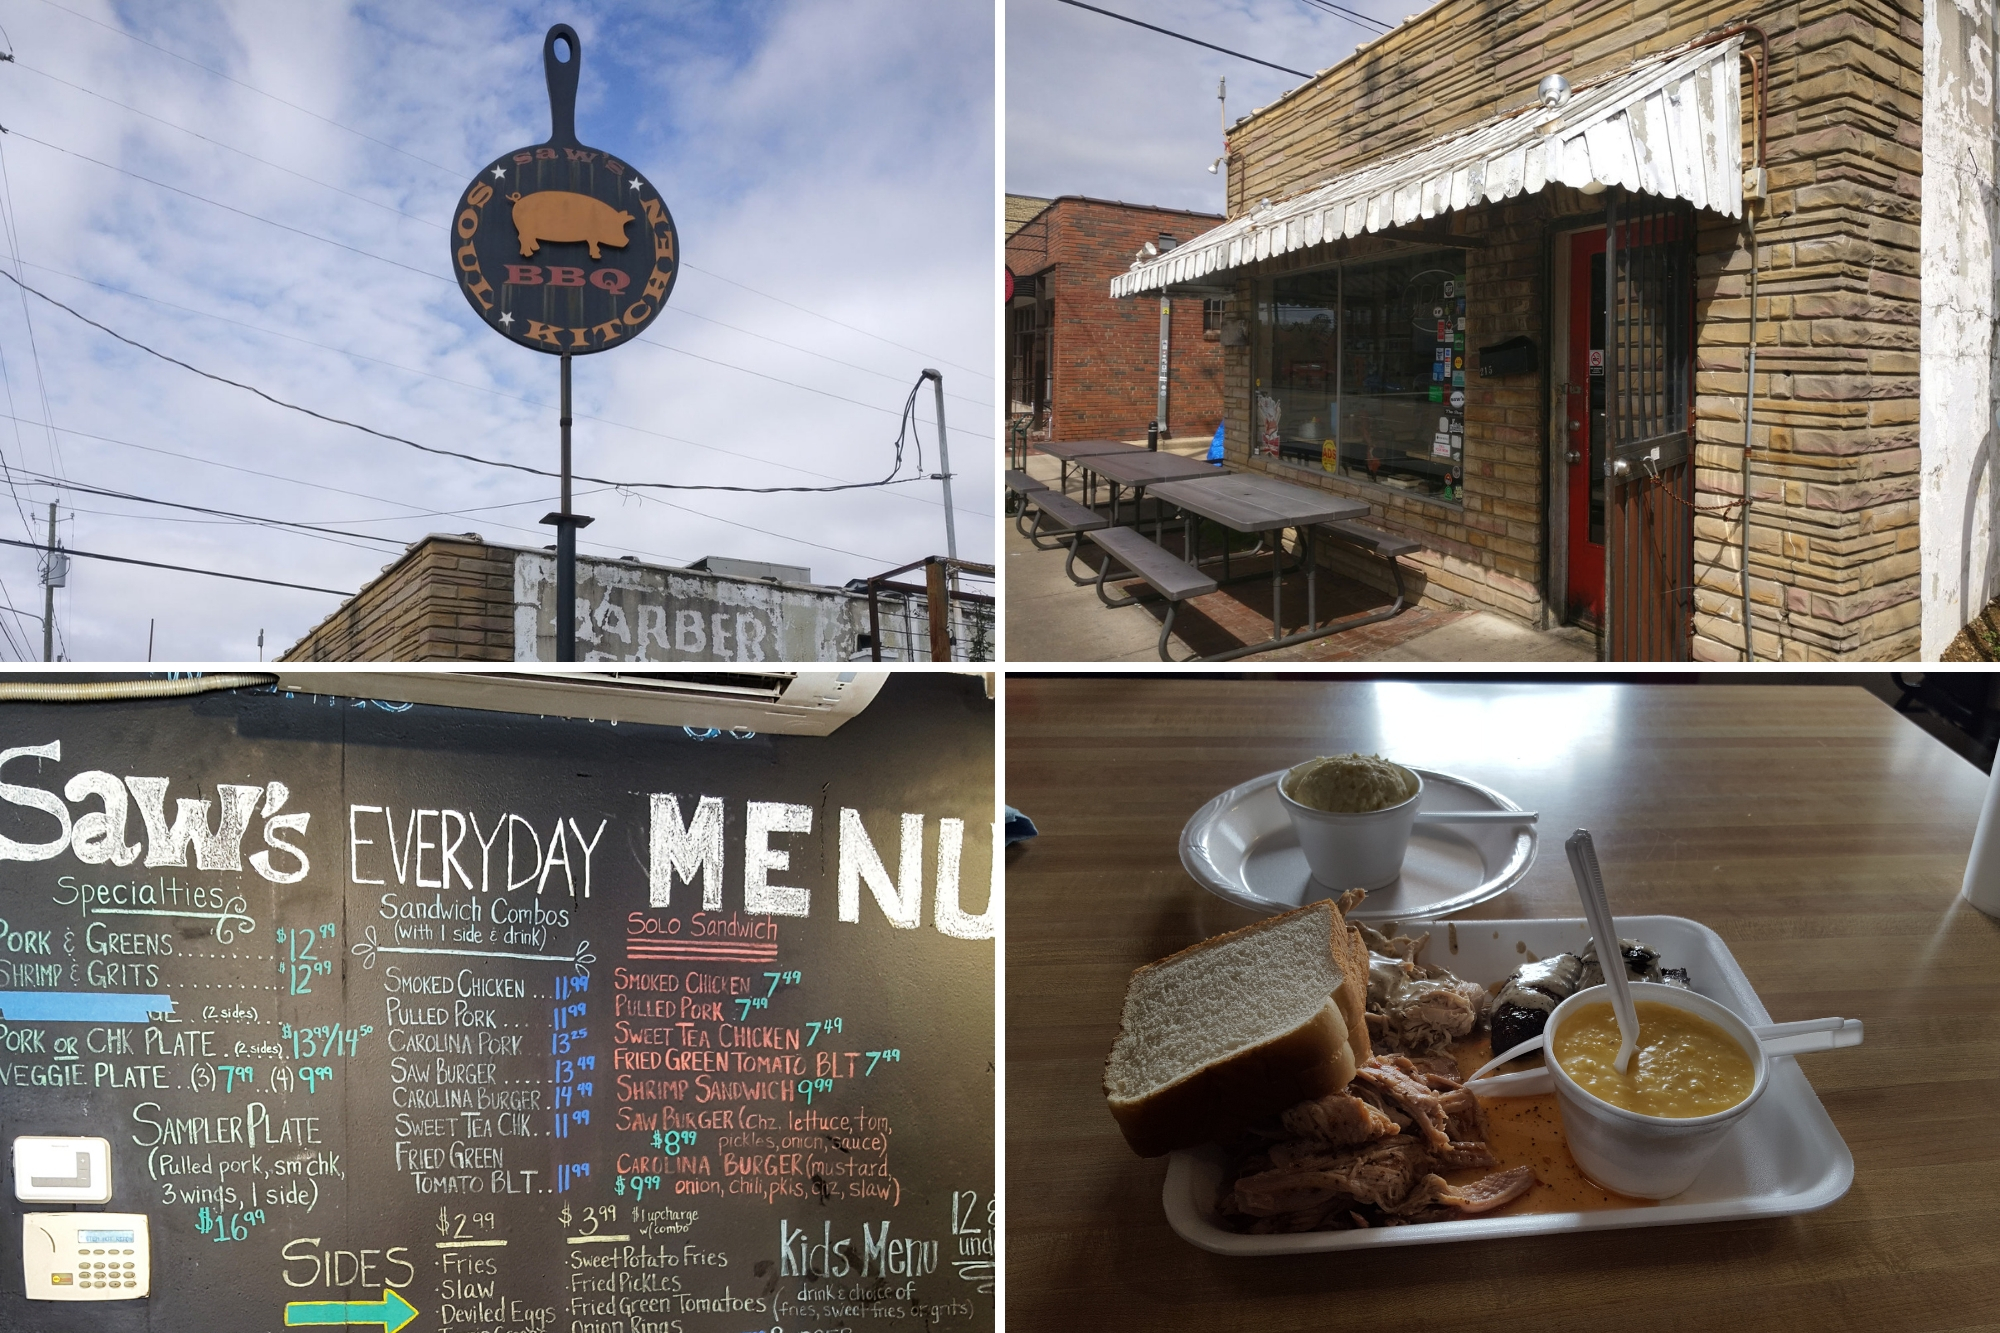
[511,552,993,662]
[1922,0,2000,657]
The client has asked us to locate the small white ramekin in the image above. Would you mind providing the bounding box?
[1276,762,1423,891]
[1544,981,1769,1200]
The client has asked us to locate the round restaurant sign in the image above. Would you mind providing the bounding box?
[451,24,678,355]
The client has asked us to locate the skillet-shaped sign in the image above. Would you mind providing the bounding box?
[451,24,678,355]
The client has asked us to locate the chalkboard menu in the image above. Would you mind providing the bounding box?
[0,673,995,1333]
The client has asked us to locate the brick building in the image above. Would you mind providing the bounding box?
[1007,195,1225,441]
[281,535,992,662]
[1114,0,1922,661]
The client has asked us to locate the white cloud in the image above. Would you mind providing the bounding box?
[1006,0,1420,213]
[0,0,994,661]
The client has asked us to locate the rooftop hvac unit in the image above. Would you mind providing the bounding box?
[268,669,887,735]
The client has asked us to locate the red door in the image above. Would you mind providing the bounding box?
[1564,229,1607,622]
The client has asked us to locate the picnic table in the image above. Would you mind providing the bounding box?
[1035,438,1141,502]
[1077,449,1221,527]
[1147,471,1383,658]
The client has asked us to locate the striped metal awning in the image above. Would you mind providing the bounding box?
[1112,36,1742,299]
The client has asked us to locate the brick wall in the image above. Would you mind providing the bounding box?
[1007,197,1227,441]
[1216,0,1922,659]
[281,536,515,661]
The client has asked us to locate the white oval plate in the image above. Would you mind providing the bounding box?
[1177,766,1535,921]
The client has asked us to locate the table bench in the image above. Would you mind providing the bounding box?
[1020,490,1113,584]
[1319,518,1419,620]
[1085,526,1218,661]
[1006,468,1048,531]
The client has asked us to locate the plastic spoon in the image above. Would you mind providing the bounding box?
[1565,828,1639,1074]
[1411,809,1539,825]
[1463,1016,1865,1098]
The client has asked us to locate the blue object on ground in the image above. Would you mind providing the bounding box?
[1207,421,1225,464]
[1005,806,1039,846]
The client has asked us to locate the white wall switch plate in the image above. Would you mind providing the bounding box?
[23,1212,150,1300]
[12,1137,112,1204]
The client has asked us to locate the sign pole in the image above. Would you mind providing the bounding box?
[457,23,672,663]
[542,350,591,662]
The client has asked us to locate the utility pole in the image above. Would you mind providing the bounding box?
[40,502,58,663]
[922,369,958,564]
[921,369,960,655]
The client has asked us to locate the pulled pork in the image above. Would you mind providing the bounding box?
[1217,1055,1537,1233]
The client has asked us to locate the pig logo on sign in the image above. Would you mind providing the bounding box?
[508,190,634,260]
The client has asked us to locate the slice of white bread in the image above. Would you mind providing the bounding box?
[1332,889,1373,1067]
[1104,899,1360,1157]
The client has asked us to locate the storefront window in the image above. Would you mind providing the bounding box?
[1253,250,1468,502]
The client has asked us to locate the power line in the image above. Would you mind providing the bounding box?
[11,472,411,551]
[0,411,910,568]
[0,268,966,495]
[1293,0,1394,35]
[659,305,990,410]
[8,432,932,573]
[678,264,993,382]
[11,59,445,229]
[0,141,65,487]
[0,533,351,595]
[0,126,991,439]
[0,411,672,561]
[1,128,440,281]
[25,0,464,179]
[22,0,993,382]
[10,66,997,411]
[1051,0,1315,78]
[8,257,990,513]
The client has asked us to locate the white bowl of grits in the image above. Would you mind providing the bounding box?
[1276,753,1423,891]
[1544,981,1768,1200]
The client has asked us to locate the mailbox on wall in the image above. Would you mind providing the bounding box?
[1478,335,1538,378]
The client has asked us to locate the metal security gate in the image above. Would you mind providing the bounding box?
[1603,194,1696,661]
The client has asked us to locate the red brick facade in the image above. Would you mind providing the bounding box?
[1007,197,1225,441]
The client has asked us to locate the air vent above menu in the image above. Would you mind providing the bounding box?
[270,670,886,734]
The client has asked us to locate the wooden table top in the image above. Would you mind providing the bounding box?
[1150,471,1370,531]
[1083,450,1225,487]
[1005,678,2000,1333]
[1038,438,1144,460]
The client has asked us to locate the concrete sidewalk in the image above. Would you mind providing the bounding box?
[1005,443,1596,663]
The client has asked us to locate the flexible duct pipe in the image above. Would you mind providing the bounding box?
[0,674,274,702]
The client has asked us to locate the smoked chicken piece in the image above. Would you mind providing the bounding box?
[1280,1091,1400,1149]
[1356,923,1494,1057]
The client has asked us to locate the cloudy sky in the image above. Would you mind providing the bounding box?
[1007,0,1427,214]
[0,0,993,661]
